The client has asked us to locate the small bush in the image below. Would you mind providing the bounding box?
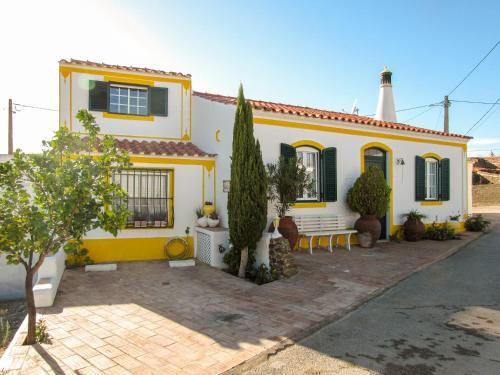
[65,240,93,269]
[0,317,10,347]
[424,222,457,241]
[248,264,278,285]
[347,166,391,218]
[35,318,49,343]
[465,214,490,232]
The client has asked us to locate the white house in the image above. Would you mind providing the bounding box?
[58,59,471,264]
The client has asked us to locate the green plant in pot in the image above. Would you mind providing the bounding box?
[267,155,313,249]
[403,210,427,241]
[347,166,391,248]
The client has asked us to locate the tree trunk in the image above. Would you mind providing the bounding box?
[24,269,37,345]
[238,246,249,278]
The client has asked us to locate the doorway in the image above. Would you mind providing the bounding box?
[364,147,388,239]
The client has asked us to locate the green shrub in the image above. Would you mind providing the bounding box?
[65,240,93,269]
[464,214,490,232]
[35,318,48,343]
[403,210,427,221]
[424,222,457,241]
[248,264,278,285]
[347,166,391,218]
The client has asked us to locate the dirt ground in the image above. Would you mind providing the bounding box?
[0,300,26,356]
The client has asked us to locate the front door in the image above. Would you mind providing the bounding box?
[364,147,387,239]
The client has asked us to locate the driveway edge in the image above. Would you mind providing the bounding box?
[224,231,484,374]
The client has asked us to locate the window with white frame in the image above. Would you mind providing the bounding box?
[425,158,438,200]
[296,146,319,200]
[109,85,148,116]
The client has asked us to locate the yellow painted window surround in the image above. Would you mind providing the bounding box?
[103,112,154,121]
[420,152,444,205]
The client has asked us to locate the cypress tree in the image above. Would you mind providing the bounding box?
[228,85,268,278]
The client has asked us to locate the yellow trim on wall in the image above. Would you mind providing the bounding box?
[103,113,154,121]
[104,76,154,87]
[129,156,216,169]
[291,140,326,150]
[421,201,443,206]
[75,132,185,141]
[422,152,443,160]
[82,236,194,263]
[360,142,395,236]
[293,202,327,208]
[254,117,468,150]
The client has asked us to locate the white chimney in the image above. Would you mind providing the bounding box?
[375,67,397,122]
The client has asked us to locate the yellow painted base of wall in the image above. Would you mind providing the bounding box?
[295,221,466,250]
[82,236,194,263]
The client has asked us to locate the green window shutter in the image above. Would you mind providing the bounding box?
[280,143,296,162]
[322,147,337,202]
[89,81,108,111]
[440,158,450,201]
[149,87,168,116]
[415,155,426,201]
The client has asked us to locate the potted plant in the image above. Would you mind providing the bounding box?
[203,201,215,216]
[196,207,208,227]
[207,211,220,227]
[403,210,427,241]
[134,210,146,228]
[267,155,313,249]
[347,166,391,248]
[448,213,462,232]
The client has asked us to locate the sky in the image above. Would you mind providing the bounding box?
[0,0,498,156]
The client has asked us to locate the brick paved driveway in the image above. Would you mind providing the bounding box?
[0,231,481,374]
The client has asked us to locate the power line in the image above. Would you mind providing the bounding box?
[402,106,436,123]
[450,99,500,105]
[363,102,441,117]
[464,96,500,135]
[448,40,500,96]
[13,103,58,112]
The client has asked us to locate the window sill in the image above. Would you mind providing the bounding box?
[103,112,154,121]
[292,202,327,208]
[420,201,443,206]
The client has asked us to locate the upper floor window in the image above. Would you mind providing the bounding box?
[89,80,168,117]
[296,146,319,201]
[425,158,439,200]
[109,85,148,116]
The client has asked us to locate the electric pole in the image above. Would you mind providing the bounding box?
[8,98,13,154]
[443,95,449,133]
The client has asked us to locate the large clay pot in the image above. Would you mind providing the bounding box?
[403,218,425,241]
[269,216,299,250]
[354,215,381,248]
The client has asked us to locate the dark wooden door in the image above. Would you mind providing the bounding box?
[364,149,387,239]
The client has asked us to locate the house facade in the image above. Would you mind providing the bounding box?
[59,59,471,263]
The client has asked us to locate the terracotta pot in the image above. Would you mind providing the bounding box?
[403,218,425,241]
[354,215,381,248]
[269,216,299,250]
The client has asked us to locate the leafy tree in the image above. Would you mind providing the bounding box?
[227,85,268,278]
[267,156,313,217]
[347,166,391,218]
[0,110,130,344]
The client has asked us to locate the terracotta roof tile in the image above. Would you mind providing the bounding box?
[194,92,471,140]
[85,138,216,158]
[60,59,191,79]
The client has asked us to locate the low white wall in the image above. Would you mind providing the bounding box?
[0,255,27,301]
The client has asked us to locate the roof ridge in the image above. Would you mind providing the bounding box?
[193,91,471,139]
[59,59,191,79]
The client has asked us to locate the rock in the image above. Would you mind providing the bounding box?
[269,237,298,279]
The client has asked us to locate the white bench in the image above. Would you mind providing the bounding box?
[294,215,357,254]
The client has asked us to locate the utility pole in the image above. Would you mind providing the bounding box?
[443,95,449,133]
[8,98,13,154]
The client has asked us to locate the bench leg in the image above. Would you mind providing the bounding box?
[346,233,352,251]
[308,236,314,255]
[335,236,340,248]
[328,235,334,253]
